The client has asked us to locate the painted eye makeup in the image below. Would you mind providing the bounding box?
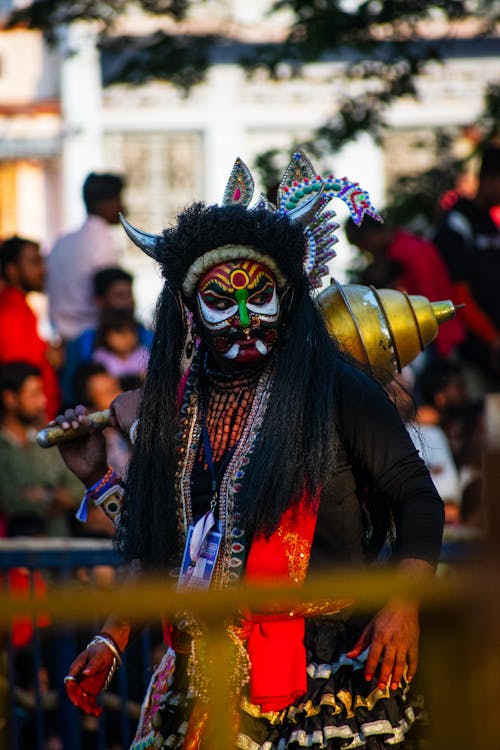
[203,292,234,311]
[249,289,273,306]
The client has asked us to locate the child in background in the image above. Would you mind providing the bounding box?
[92,309,149,390]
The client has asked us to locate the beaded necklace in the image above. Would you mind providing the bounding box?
[203,360,263,462]
[175,348,275,589]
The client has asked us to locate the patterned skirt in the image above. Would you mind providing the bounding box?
[130,618,419,750]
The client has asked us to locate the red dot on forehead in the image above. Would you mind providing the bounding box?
[230,269,250,289]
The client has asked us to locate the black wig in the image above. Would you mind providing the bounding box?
[115,203,390,568]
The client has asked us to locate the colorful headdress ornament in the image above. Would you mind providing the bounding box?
[120,148,381,292]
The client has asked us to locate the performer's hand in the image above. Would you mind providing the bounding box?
[346,600,419,691]
[64,643,115,716]
[52,406,108,486]
[110,388,142,439]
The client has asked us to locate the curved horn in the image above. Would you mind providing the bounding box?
[287,183,325,227]
[119,213,159,259]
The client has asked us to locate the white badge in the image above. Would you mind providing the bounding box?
[177,511,222,591]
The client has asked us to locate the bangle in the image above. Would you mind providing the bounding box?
[98,631,123,661]
[129,419,139,445]
[87,633,122,691]
[75,467,121,523]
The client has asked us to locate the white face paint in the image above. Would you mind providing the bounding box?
[197,295,238,329]
[224,343,240,359]
[196,285,279,329]
[255,339,268,355]
[196,260,282,367]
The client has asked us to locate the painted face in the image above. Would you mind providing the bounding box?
[196,259,281,366]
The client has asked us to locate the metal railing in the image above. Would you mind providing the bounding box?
[0,539,156,750]
[0,537,492,750]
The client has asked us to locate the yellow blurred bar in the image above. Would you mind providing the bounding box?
[0,567,471,625]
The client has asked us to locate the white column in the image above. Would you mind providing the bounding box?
[59,22,103,230]
[16,161,45,240]
[203,66,247,201]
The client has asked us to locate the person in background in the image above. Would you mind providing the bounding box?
[345,215,465,360]
[61,266,153,405]
[92,309,149,390]
[0,362,81,536]
[73,361,130,480]
[0,236,61,420]
[47,173,125,343]
[416,359,484,504]
[393,367,461,525]
[70,364,124,591]
[433,144,500,392]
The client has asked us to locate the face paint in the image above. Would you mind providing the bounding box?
[196,259,281,366]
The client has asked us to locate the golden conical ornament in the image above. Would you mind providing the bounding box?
[317,279,458,374]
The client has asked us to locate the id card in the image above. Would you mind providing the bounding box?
[177,522,222,591]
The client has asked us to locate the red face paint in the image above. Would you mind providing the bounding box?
[196,259,281,367]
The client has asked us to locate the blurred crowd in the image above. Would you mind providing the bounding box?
[0,173,155,749]
[0,173,152,543]
[0,145,499,544]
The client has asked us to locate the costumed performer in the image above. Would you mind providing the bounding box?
[53,151,444,749]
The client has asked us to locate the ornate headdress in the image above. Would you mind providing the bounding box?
[120,148,381,296]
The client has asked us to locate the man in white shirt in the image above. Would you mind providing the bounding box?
[395,366,461,523]
[47,173,125,342]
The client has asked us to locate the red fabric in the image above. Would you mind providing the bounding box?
[451,281,499,344]
[243,493,319,711]
[0,286,60,419]
[1,568,51,648]
[388,230,465,357]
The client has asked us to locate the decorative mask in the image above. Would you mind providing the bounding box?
[196,259,280,365]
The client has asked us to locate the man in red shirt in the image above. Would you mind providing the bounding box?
[0,236,61,419]
[345,216,465,359]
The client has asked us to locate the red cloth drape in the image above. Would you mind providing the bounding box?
[243,493,319,711]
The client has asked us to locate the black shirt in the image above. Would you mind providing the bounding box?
[191,360,444,571]
[434,197,500,328]
[310,361,444,570]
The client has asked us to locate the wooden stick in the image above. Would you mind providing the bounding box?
[36,410,111,448]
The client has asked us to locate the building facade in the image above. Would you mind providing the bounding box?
[0,3,498,319]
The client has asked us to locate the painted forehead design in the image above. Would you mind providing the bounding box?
[198,260,275,295]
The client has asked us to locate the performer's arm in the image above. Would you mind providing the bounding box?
[52,405,140,714]
[347,557,433,690]
[337,363,444,690]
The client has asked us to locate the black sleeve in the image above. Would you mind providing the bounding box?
[335,361,445,566]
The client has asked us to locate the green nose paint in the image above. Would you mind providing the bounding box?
[234,288,250,328]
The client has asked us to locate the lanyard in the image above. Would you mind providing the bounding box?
[200,391,237,516]
[201,416,218,513]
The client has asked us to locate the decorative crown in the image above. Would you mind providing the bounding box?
[220,149,381,288]
[119,148,381,291]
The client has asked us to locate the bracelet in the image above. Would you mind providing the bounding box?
[86,466,116,498]
[87,633,123,691]
[129,419,139,445]
[93,484,124,528]
[98,631,123,662]
[75,467,121,523]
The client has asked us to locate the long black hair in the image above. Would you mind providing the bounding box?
[115,203,380,568]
